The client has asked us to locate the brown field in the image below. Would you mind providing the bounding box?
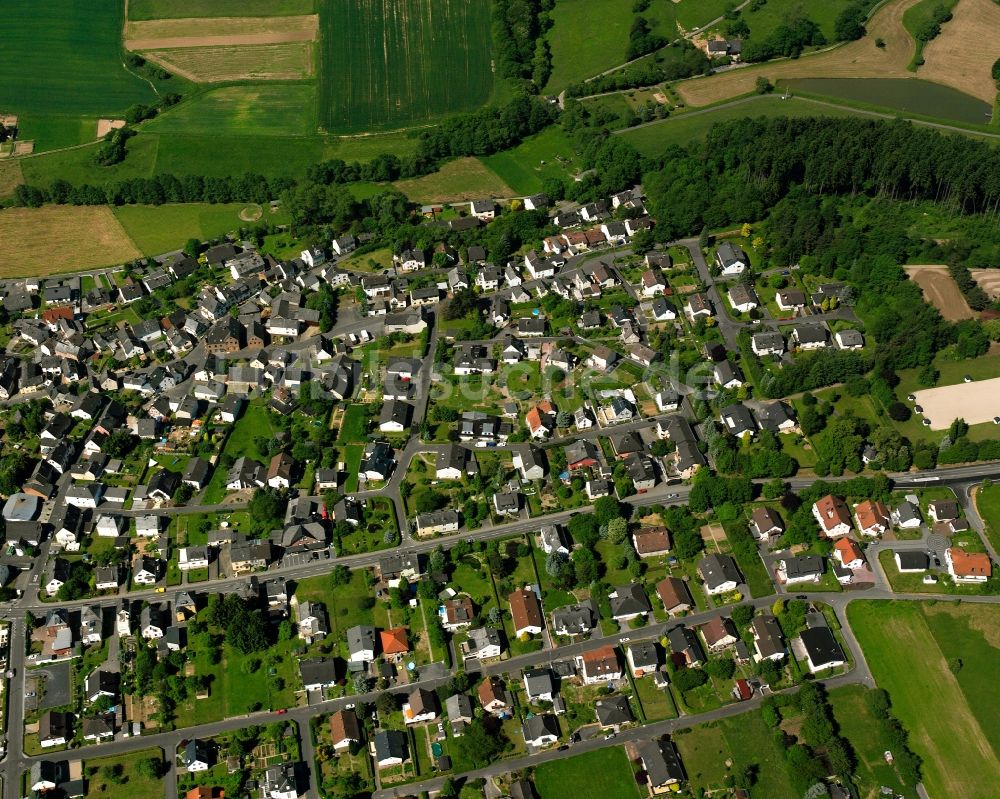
[96,119,126,138]
[124,14,318,44]
[918,0,1000,103]
[0,206,141,276]
[0,159,24,197]
[904,264,975,321]
[676,0,919,106]
[971,269,1000,298]
[142,42,314,82]
[393,157,514,203]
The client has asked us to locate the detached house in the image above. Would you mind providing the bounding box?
[812,495,852,538]
[715,242,748,276]
[854,499,890,537]
[509,588,543,637]
[578,645,622,685]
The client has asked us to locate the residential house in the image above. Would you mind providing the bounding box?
[812,495,852,538]
[751,331,785,357]
[509,588,543,637]
[346,625,376,663]
[374,730,408,768]
[626,641,659,676]
[854,499,891,537]
[637,739,686,792]
[779,555,824,585]
[946,548,991,583]
[800,627,846,673]
[632,527,671,558]
[700,616,739,652]
[403,688,439,725]
[833,538,864,570]
[595,696,634,729]
[667,626,704,667]
[330,709,361,752]
[478,676,510,714]
[697,554,741,594]
[523,668,556,703]
[551,602,595,637]
[749,506,783,540]
[445,693,475,736]
[715,242,748,276]
[461,626,503,660]
[656,577,694,616]
[751,615,785,662]
[608,583,651,622]
[522,714,559,748]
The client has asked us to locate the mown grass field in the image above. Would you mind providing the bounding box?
[0,160,24,197]
[0,0,157,151]
[902,0,959,68]
[534,747,641,799]
[848,600,1000,799]
[0,206,141,276]
[114,202,289,255]
[145,84,317,137]
[84,749,165,799]
[318,0,494,133]
[393,157,514,203]
[128,0,315,19]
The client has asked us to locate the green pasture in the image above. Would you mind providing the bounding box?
[0,0,157,151]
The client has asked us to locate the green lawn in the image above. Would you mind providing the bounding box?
[675,709,798,797]
[632,674,677,721]
[974,483,1000,554]
[84,749,165,799]
[828,685,914,797]
[847,600,1000,799]
[128,0,315,18]
[318,0,494,133]
[0,0,157,151]
[673,0,733,31]
[534,746,641,799]
[337,404,371,444]
[294,569,375,640]
[479,126,580,195]
[114,203,288,255]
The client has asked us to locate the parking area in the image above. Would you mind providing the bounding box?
[34,661,72,710]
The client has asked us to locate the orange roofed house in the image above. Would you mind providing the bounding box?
[187,789,224,799]
[812,495,852,538]
[833,538,864,570]
[945,548,992,583]
[577,645,622,685]
[380,627,410,661]
[854,499,890,537]
[525,401,556,440]
[509,588,543,637]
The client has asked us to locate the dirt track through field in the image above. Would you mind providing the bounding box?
[676,0,921,106]
[904,264,975,321]
[971,269,1000,299]
[918,0,1000,103]
[124,14,317,50]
